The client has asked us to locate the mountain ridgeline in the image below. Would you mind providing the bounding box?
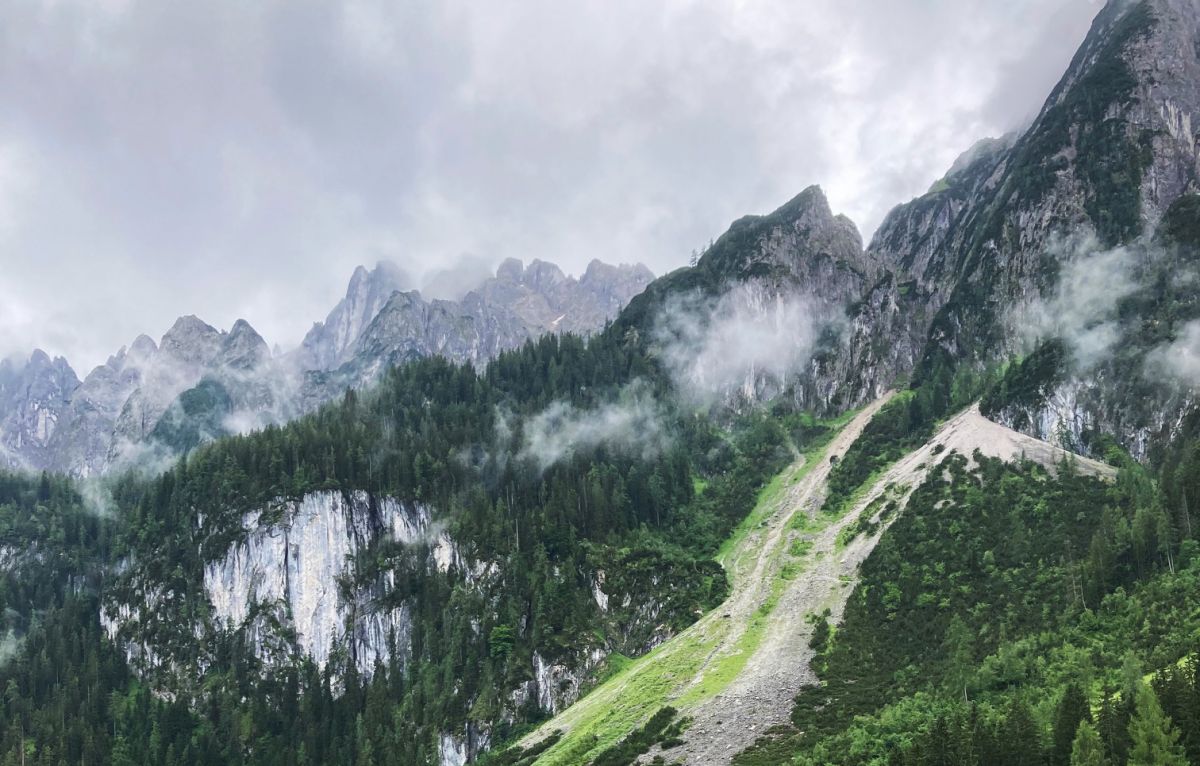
[5,1,1200,765]
[0,257,653,478]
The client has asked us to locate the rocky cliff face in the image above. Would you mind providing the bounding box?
[881,0,1200,459]
[200,491,446,674]
[326,258,655,384]
[339,290,532,378]
[477,257,656,336]
[103,486,652,765]
[104,490,451,677]
[296,262,412,371]
[625,185,926,415]
[42,336,157,477]
[296,257,654,381]
[0,350,79,470]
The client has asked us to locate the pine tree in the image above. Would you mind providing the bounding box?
[1127,683,1187,766]
[1052,683,1092,766]
[997,698,1046,765]
[943,616,974,702]
[1069,720,1107,766]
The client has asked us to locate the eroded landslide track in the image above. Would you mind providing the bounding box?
[528,398,1115,766]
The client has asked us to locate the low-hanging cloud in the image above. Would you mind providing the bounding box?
[1010,235,1141,369]
[1147,320,1200,388]
[519,382,670,471]
[79,478,116,518]
[0,629,21,667]
[654,283,838,405]
[418,252,497,302]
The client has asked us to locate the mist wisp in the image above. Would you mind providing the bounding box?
[1009,235,1140,368]
[518,381,670,472]
[1147,320,1200,388]
[654,282,836,406]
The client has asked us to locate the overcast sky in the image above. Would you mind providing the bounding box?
[0,0,1100,372]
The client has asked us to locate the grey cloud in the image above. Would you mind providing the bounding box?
[79,478,116,518]
[419,253,497,302]
[519,382,670,471]
[655,284,839,406]
[1010,234,1141,368]
[0,0,1099,370]
[1147,321,1200,388]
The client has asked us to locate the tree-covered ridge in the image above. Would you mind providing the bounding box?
[0,471,111,632]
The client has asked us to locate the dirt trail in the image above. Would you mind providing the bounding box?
[525,399,1115,765]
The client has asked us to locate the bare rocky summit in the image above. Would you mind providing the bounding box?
[0,256,652,476]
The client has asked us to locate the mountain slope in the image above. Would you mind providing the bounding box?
[615,186,921,414]
[85,182,913,763]
[511,399,1115,765]
[0,350,79,470]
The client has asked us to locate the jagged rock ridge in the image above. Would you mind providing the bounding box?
[0,256,653,476]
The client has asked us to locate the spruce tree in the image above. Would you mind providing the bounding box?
[997,698,1046,765]
[1052,683,1092,766]
[1127,683,1187,766]
[1069,720,1107,766]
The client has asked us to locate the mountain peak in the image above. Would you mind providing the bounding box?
[228,318,258,337]
[220,319,270,371]
[524,259,567,289]
[298,261,411,370]
[20,349,76,380]
[943,134,1016,180]
[769,185,832,223]
[157,315,223,369]
[163,315,218,340]
[496,257,525,282]
[129,334,158,358]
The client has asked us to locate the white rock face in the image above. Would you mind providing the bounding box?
[592,571,609,612]
[438,725,490,766]
[203,490,437,673]
[530,647,607,715]
[439,734,468,766]
[100,586,170,673]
